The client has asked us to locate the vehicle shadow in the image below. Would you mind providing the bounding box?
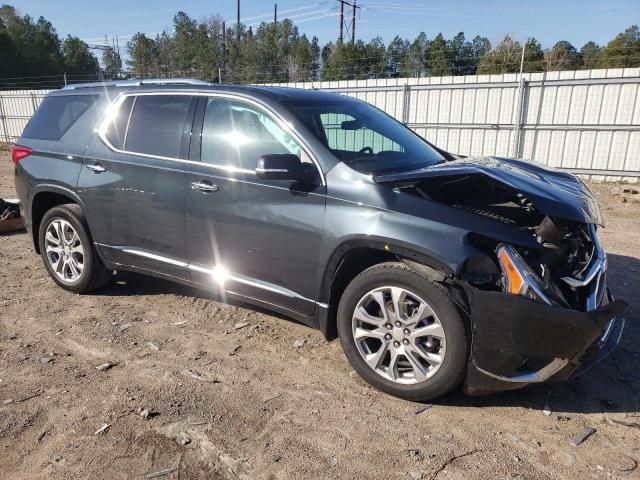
[97,254,639,414]
[95,270,296,323]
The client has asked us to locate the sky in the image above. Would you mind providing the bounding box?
[13,0,640,51]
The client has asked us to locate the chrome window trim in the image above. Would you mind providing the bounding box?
[96,90,326,185]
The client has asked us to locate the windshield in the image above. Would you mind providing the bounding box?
[287,99,445,174]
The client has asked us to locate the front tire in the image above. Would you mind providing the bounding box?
[38,204,112,293]
[337,262,468,401]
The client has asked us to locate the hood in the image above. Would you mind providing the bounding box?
[373,156,602,225]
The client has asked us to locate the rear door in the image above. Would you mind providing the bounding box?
[78,93,196,278]
[183,95,326,315]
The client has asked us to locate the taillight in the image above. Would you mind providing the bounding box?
[11,145,32,165]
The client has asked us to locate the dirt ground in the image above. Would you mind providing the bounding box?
[0,147,638,480]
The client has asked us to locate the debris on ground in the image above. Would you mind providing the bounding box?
[145,467,177,479]
[171,320,189,326]
[181,369,219,383]
[96,362,114,371]
[39,357,53,364]
[94,423,111,435]
[415,404,433,414]
[119,323,132,332]
[147,342,160,351]
[293,338,306,348]
[0,199,23,233]
[543,404,552,416]
[138,407,158,419]
[570,426,596,446]
[262,392,283,403]
[427,449,481,480]
[179,432,191,446]
[610,418,640,429]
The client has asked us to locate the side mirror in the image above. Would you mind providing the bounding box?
[255,154,315,182]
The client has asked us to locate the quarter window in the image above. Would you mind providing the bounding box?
[200,98,303,171]
[124,95,192,159]
[23,94,98,141]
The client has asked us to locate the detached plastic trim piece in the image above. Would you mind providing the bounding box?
[473,358,569,383]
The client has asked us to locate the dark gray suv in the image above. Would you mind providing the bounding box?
[13,79,626,401]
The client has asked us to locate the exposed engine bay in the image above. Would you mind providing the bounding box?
[388,169,601,312]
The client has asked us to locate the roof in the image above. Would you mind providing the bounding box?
[52,78,348,103]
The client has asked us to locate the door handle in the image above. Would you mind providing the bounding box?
[191,181,219,193]
[85,163,107,174]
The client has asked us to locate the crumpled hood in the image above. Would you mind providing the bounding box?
[373,156,602,225]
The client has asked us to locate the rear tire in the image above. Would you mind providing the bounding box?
[38,204,112,293]
[337,262,468,401]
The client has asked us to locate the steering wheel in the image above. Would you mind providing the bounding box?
[358,146,374,155]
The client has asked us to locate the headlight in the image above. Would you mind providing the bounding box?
[497,244,556,305]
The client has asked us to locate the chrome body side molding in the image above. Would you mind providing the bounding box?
[97,243,321,307]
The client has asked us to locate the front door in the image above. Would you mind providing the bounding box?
[183,96,326,315]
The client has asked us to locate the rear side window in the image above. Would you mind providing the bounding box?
[124,95,191,158]
[22,95,97,141]
[104,96,135,150]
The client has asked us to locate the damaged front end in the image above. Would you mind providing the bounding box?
[375,157,628,394]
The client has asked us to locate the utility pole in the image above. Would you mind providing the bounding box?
[337,1,360,43]
[274,3,277,23]
[351,0,357,43]
[236,0,240,41]
[339,0,344,43]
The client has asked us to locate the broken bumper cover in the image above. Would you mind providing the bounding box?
[461,287,627,395]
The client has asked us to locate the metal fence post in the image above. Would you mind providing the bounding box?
[513,79,528,158]
[402,83,410,124]
[0,94,9,143]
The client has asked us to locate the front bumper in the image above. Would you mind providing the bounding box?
[461,286,627,395]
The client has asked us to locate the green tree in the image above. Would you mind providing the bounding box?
[469,35,491,74]
[479,35,544,74]
[62,36,99,77]
[126,33,156,78]
[545,40,580,71]
[5,14,64,76]
[404,32,429,77]
[0,21,16,79]
[173,11,198,75]
[428,33,451,76]
[0,4,16,26]
[599,25,640,68]
[386,35,409,77]
[102,47,122,79]
[580,41,601,69]
[154,31,176,78]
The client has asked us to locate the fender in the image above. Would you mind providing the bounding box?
[28,184,87,252]
[316,236,460,338]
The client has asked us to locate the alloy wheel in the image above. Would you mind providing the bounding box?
[44,219,85,283]
[351,286,446,384]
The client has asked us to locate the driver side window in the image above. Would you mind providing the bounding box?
[201,98,304,171]
[319,113,404,154]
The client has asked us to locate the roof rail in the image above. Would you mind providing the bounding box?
[62,78,211,90]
